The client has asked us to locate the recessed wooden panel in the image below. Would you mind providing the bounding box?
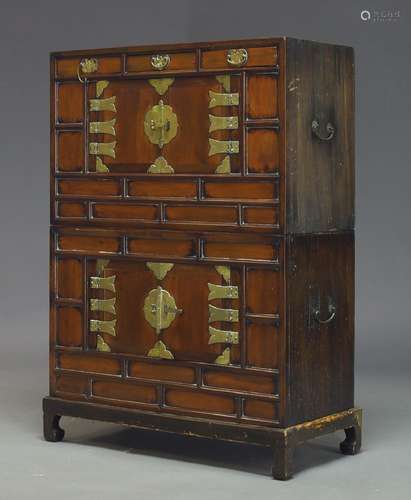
[165,205,237,224]
[247,129,279,174]
[129,361,195,384]
[55,56,122,78]
[58,235,120,254]
[57,83,84,123]
[55,375,89,395]
[247,75,278,119]
[127,52,196,72]
[165,388,235,414]
[58,179,121,197]
[58,353,121,375]
[128,238,194,258]
[57,258,83,299]
[128,179,197,199]
[246,323,278,369]
[204,370,276,395]
[244,399,278,420]
[247,268,281,314]
[92,203,159,222]
[57,307,83,347]
[205,241,276,261]
[57,202,87,219]
[243,207,279,226]
[204,181,275,201]
[57,132,84,172]
[202,46,278,69]
[92,380,157,404]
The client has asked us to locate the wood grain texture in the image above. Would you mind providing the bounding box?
[285,232,354,425]
[285,39,355,234]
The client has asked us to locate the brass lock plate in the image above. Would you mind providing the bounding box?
[143,286,181,334]
[144,99,178,148]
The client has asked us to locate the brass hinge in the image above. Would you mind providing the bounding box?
[90,297,116,315]
[89,141,116,158]
[90,319,116,337]
[208,326,239,345]
[89,118,116,136]
[209,305,239,323]
[208,283,239,300]
[209,114,238,132]
[209,139,239,157]
[89,96,117,112]
[209,90,239,108]
[90,275,116,292]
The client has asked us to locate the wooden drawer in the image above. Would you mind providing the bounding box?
[201,46,278,70]
[55,55,122,79]
[126,51,197,73]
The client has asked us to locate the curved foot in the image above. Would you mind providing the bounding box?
[272,442,294,480]
[340,425,361,455]
[43,413,65,442]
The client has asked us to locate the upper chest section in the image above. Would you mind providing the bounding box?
[52,40,284,232]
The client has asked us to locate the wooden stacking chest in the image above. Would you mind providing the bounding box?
[43,37,362,479]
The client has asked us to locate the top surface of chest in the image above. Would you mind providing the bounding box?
[51,38,354,235]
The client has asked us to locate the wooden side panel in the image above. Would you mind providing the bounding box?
[286,233,354,425]
[285,39,355,233]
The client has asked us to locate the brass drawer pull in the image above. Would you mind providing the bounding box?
[151,54,170,70]
[313,299,336,324]
[227,48,248,67]
[77,58,98,83]
[311,119,335,141]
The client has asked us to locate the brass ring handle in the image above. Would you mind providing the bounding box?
[313,299,336,324]
[77,65,85,83]
[151,54,170,70]
[227,48,248,67]
[77,58,98,83]
[311,119,335,141]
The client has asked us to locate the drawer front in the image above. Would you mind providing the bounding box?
[52,67,282,230]
[51,228,284,425]
[201,46,278,70]
[126,51,197,73]
[55,56,122,79]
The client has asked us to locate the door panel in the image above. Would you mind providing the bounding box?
[87,259,241,365]
[88,75,241,174]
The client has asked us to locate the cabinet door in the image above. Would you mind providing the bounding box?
[86,75,242,175]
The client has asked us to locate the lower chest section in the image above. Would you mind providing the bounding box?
[51,228,284,426]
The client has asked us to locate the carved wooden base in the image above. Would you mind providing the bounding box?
[43,398,362,479]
